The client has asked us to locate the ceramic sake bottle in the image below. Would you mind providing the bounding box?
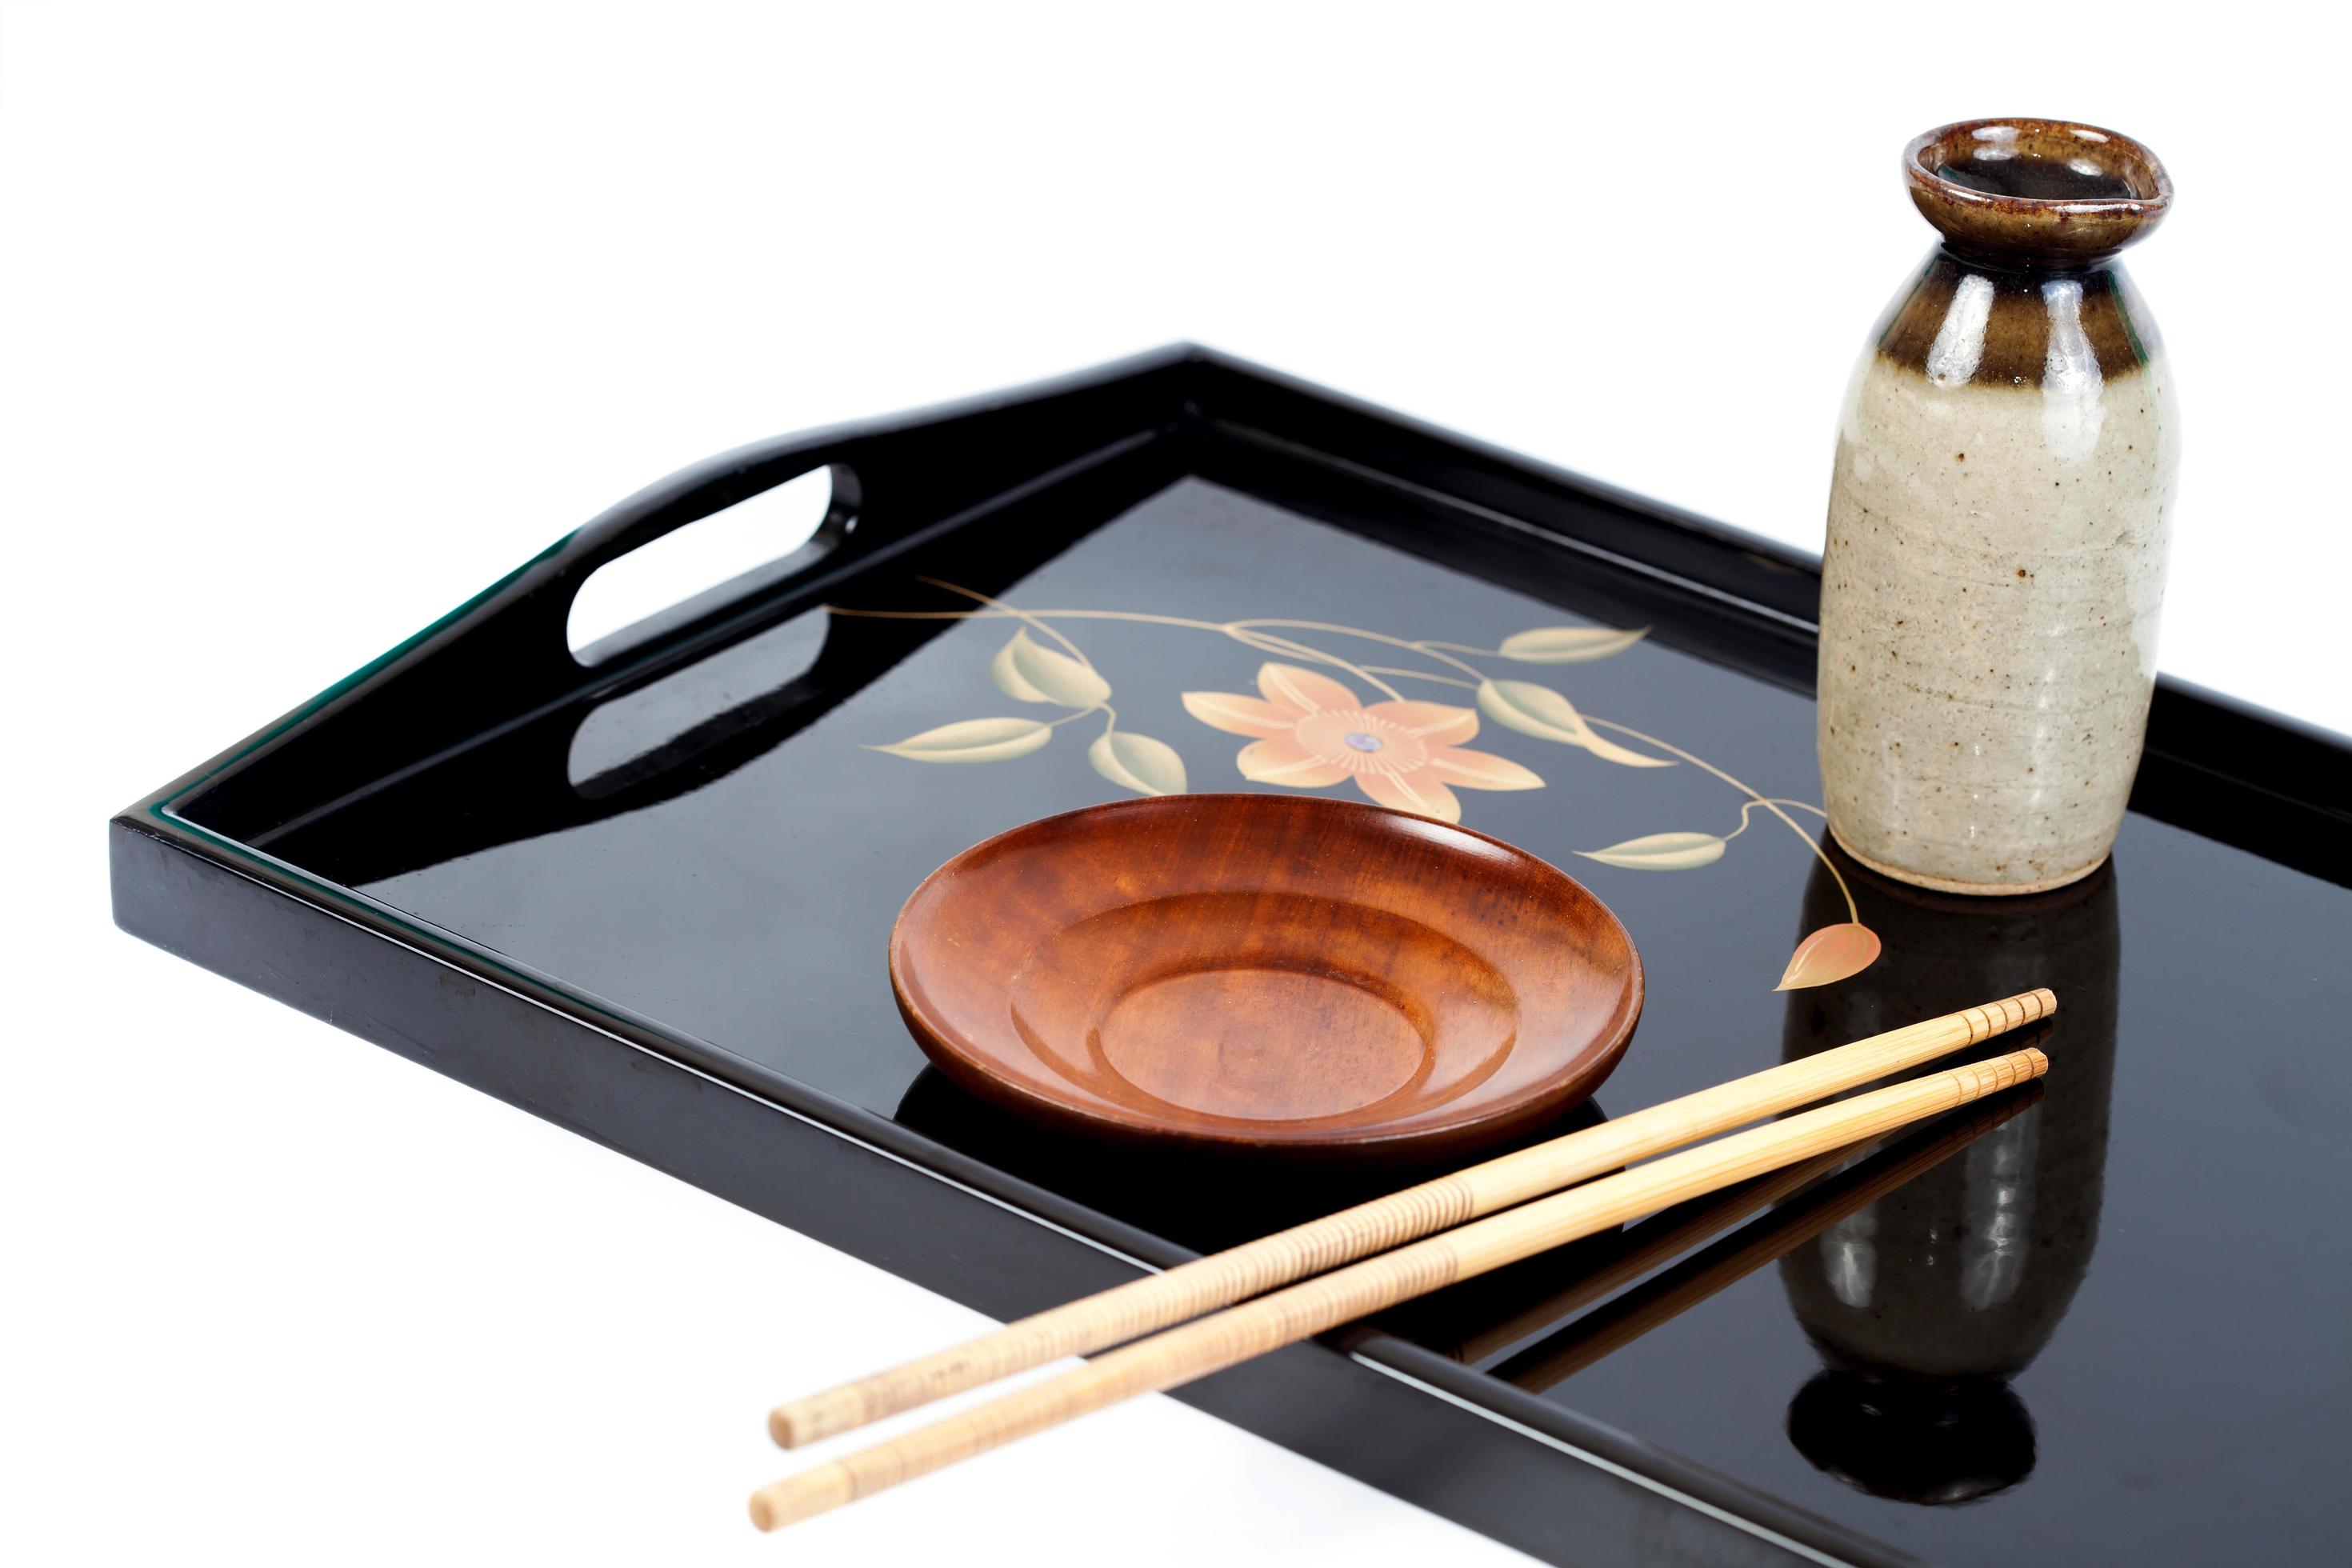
[1817,119,2177,894]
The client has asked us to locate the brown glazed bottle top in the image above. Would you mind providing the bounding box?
[1904,118,2171,263]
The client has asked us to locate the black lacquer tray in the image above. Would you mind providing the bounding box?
[112,349,2352,1566]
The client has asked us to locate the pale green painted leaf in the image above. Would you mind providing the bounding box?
[1577,730,1677,768]
[1477,678,1590,745]
[871,716,1053,763]
[1089,730,1188,796]
[1475,678,1673,766]
[990,634,1054,702]
[1574,831,1726,871]
[1001,628,1109,709]
[1498,625,1649,663]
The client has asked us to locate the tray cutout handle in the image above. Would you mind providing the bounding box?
[566,463,858,667]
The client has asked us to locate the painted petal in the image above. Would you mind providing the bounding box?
[1355,769,1463,822]
[1366,699,1478,745]
[1774,923,1884,990]
[1182,690,1296,738]
[1237,735,1352,787]
[1257,662,1359,716]
[1429,746,1545,791]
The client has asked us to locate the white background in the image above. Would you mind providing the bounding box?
[5,4,2346,1565]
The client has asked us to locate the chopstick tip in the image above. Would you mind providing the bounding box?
[748,1468,852,1533]
[771,1391,859,1448]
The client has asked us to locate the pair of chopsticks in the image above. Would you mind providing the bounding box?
[750,989,2054,1530]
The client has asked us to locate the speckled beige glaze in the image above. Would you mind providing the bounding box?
[1819,335,2177,894]
[1819,118,2178,896]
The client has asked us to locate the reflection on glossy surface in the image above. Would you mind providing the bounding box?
[164,459,2352,1564]
[1490,1092,2034,1394]
[1438,1139,1854,1367]
[896,1065,1614,1266]
[1779,852,2118,1502]
[1788,1374,2034,1507]
[894,794,1640,1160]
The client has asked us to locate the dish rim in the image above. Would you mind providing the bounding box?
[887,792,1646,1157]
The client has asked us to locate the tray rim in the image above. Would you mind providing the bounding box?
[112,343,2352,1566]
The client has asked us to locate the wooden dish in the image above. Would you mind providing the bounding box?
[889,794,1644,1161]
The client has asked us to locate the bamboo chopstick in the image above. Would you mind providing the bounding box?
[1492,1086,2036,1392]
[749,1044,2049,1530]
[769,988,2053,1447]
[1454,1086,2032,1368]
[1439,1141,1855,1366]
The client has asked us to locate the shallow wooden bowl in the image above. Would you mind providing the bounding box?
[890,795,1644,1162]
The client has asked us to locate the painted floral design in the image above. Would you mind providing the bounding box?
[1182,663,1538,823]
[839,578,1882,988]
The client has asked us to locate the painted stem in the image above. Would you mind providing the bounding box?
[1722,798,1830,842]
[830,604,1405,700]
[1229,618,1490,682]
[1351,666,1849,914]
[914,578,1095,668]
[1226,627,1402,700]
[833,595,1852,918]
[1582,717,1859,923]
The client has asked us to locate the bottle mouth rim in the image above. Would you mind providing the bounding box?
[1903,118,2171,261]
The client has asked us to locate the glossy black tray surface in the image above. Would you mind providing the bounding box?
[113,349,2352,1566]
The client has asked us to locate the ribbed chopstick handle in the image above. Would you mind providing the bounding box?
[769,1172,1480,1445]
[749,1046,2049,1530]
[768,987,2052,1446]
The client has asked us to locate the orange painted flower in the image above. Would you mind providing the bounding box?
[1182,662,1542,823]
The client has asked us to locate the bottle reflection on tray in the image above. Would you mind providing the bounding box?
[1778,852,2118,1504]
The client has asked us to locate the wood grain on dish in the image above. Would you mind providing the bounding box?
[888,794,1644,1161]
